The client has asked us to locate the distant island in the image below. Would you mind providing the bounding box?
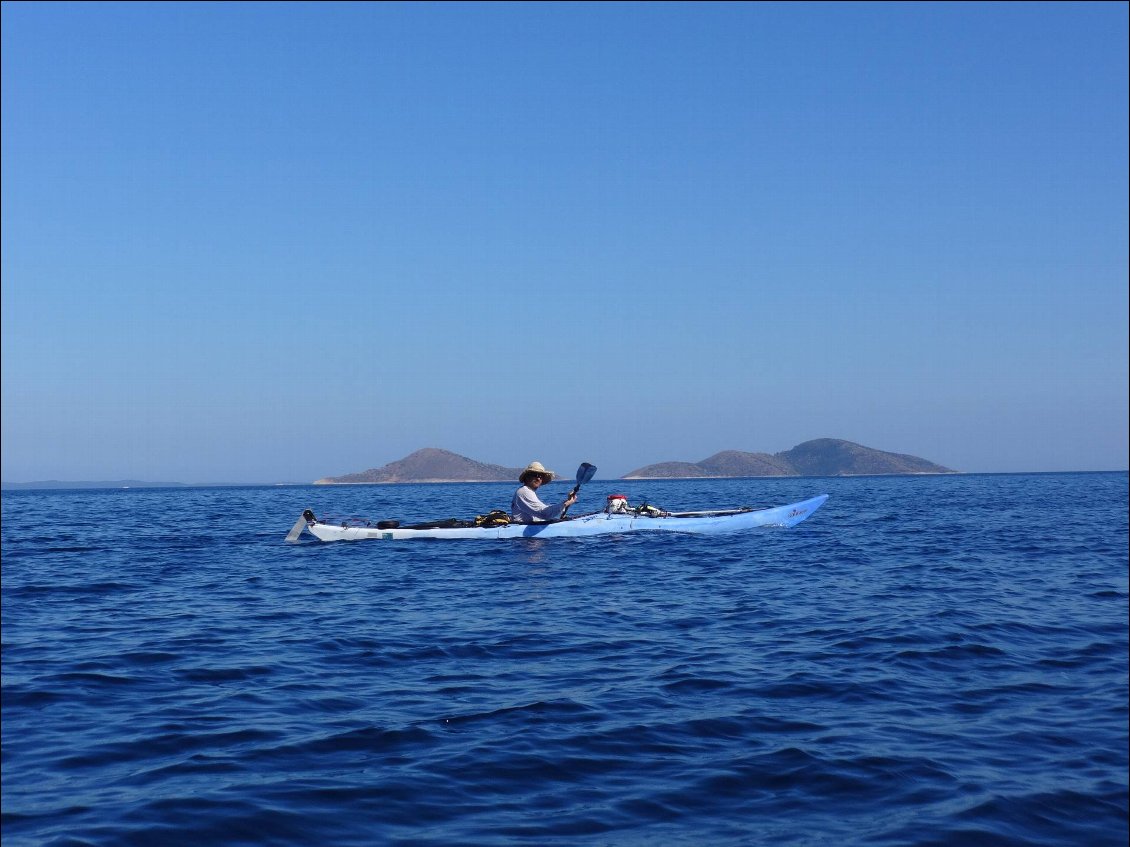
[315,448,525,484]
[315,440,955,484]
[623,439,955,478]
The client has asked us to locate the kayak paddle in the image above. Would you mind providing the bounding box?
[560,462,596,519]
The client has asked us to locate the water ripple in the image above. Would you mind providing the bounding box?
[2,474,1127,846]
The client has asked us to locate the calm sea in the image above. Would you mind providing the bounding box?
[2,473,1127,846]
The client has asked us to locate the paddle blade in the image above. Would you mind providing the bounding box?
[561,463,597,520]
[285,514,308,542]
[576,462,597,486]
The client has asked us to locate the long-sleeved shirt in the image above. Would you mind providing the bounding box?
[510,484,569,523]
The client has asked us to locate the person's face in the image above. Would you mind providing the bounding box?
[529,474,548,488]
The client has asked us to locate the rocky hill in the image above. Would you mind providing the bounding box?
[779,439,953,476]
[698,450,796,476]
[315,448,523,484]
[623,439,954,478]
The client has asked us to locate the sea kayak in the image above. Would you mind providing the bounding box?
[286,494,829,542]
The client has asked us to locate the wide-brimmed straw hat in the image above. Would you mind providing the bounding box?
[519,461,556,484]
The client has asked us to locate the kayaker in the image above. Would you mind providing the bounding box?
[510,462,577,523]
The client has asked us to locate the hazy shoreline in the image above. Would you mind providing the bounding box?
[7,469,1130,491]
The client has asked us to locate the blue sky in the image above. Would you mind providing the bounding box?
[2,1,1127,483]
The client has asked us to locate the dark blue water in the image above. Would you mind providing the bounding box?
[3,473,1127,846]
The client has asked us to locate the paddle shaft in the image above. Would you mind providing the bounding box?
[559,462,596,519]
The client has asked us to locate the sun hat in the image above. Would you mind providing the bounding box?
[519,461,556,483]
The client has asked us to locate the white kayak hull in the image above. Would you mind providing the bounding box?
[289,494,828,542]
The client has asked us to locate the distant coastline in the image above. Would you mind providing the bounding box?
[11,441,1122,490]
[5,470,1128,491]
[3,440,955,489]
[312,440,956,485]
[1,480,191,490]
[0,480,306,491]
